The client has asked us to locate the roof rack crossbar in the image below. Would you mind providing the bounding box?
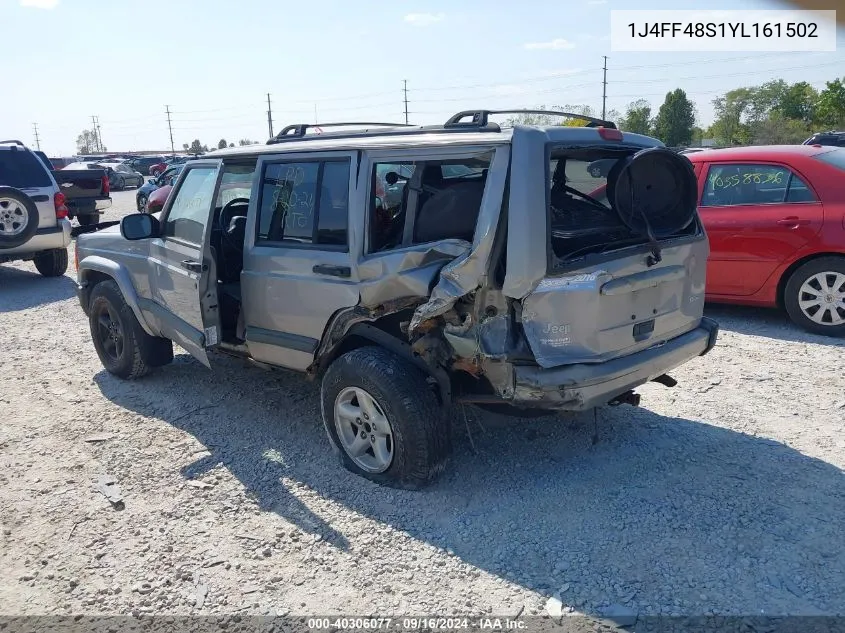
[0,139,25,146]
[444,109,617,130]
[271,121,412,141]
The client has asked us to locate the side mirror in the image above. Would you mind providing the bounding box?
[121,213,159,240]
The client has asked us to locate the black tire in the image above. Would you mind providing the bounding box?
[0,187,39,250]
[320,346,450,489]
[33,248,69,277]
[137,193,148,212]
[115,176,125,191]
[783,257,845,337]
[88,280,174,379]
[77,215,98,227]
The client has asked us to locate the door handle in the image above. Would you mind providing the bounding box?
[777,217,810,226]
[181,259,204,273]
[312,264,351,278]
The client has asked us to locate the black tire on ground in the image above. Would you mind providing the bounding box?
[0,186,40,250]
[115,176,125,191]
[320,346,450,489]
[783,256,845,337]
[77,215,98,226]
[33,248,69,277]
[88,279,174,379]
[137,193,148,212]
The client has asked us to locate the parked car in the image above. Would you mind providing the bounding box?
[128,155,167,176]
[95,161,144,190]
[47,156,78,170]
[803,131,845,147]
[27,155,112,227]
[144,179,173,213]
[136,164,183,211]
[74,110,719,487]
[0,140,71,276]
[587,144,845,336]
[149,156,192,177]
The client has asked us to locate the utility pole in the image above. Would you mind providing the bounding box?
[266,93,274,138]
[165,105,175,154]
[95,117,103,152]
[403,80,409,125]
[32,123,41,151]
[91,115,101,152]
[601,56,608,120]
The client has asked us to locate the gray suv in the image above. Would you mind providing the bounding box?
[75,110,719,488]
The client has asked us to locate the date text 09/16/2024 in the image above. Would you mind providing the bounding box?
[628,22,819,39]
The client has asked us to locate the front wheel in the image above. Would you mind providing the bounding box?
[88,280,174,379]
[33,248,68,277]
[320,346,450,489]
[783,257,845,336]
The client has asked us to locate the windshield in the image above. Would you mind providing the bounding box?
[815,148,845,170]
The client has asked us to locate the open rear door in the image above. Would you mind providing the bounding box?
[147,160,223,368]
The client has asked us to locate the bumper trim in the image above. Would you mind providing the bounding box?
[511,319,719,411]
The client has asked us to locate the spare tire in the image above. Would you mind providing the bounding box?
[606,147,697,239]
[0,186,40,250]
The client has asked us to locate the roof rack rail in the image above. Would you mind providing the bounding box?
[0,139,25,146]
[268,121,412,144]
[444,109,617,130]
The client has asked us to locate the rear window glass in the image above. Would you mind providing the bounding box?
[0,150,52,188]
[815,149,845,170]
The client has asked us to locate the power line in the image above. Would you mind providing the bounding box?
[32,123,41,151]
[90,115,101,152]
[165,105,175,154]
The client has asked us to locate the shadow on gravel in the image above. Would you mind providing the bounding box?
[96,353,845,616]
[704,303,845,347]
[0,266,76,312]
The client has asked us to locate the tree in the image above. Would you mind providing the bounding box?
[217,139,228,149]
[238,139,257,146]
[229,143,235,148]
[76,129,103,154]
[182,143,189,151]
[710,88,754,146]
[187,139,208,154]
[752,112,813,145]
[652,89,696,146]
[815,78,845,128]
[619,99,651,135]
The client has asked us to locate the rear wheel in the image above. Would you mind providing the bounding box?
[784,257,845,336]
[137,193,148,212]
[115,176,125,190]
[320,346,450,489]
[77,215,98,227]
[33,248,68,277]
[88,280,173,379]
[0,187,39,250]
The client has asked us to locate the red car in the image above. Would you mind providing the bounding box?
[589,145,845,335]
[145,182,173,213]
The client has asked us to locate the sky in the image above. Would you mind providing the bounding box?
[2,0,844,155]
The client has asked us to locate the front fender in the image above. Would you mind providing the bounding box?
[77,255,156,336]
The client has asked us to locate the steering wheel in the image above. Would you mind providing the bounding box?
[219,198,250,250]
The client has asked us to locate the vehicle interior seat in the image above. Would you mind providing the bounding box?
[413,178,485,243]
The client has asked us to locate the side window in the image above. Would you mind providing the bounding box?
[256,159,350,247]
[369,154,491,253]
[162,167,218,245]
[216,161,257,207]
[701,163,815,207]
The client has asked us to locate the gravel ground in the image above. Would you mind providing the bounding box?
[1,190,844,624]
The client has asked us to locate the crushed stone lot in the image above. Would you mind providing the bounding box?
[1,190,844,623]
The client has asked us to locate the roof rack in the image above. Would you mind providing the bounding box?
[445,109,618,129]
[268,122,413,144]
[0,139,25,146]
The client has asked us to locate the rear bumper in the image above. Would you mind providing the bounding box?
[510,317,719,411]
[0,220,72,260]
[68,197,111,216]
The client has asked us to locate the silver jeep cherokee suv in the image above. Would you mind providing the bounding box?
[0,140,72,276]
[75,110,719,488]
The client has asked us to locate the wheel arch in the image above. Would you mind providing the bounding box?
[78,256,156,336]
[776,251,845,309]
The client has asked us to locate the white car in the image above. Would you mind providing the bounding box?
[0,140,72,276]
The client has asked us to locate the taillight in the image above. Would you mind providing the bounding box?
[74,245,79,271]
[102,174,110,196]
[54,192,69,219]
[598,127,623,141]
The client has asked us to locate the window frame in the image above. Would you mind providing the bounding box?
[253,153,353,253]
[699,161,820,208]
[158,161,223,248]
[362,146,498,256]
